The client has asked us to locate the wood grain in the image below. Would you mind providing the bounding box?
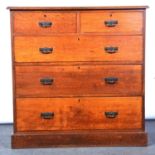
[15,65,142,97]
[8,6,149,11]
[13,12,77,34]
[14,35,143,63]
[9,6,147,148]
[16,97,142,131]
[81,11,143,34]
[12,131,148,148]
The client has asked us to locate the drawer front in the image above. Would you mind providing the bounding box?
[15,65,142,97]
[16,97,143,131]
[14,35,143,63]
[81,11,143,34]
[13,12,77,34]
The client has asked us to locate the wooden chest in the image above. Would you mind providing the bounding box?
[8,6,148,148]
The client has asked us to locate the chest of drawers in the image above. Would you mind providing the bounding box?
[8,6,148,148]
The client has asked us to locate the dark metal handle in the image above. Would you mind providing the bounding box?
[40,78,54,85]
[105,112,118,118]
[39,21,52,28]
[105,77,118,84]
[41,112,54,119]
[39,47,53,54]
[104,20,118,27]
[105,47,118,54]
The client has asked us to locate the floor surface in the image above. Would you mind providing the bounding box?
[0,121,155,155]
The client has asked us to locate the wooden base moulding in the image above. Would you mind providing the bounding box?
[12,131,148,148]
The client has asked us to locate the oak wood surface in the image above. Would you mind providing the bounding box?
[81,11,143,34]
[15,65,142,97]
[12,131,147,148]
[16,97,142,131]
[8,6,148,11]
[9,6,147,148]
[13,12,77,34]
[14,35,143,63]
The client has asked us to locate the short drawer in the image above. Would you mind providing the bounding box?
[13,12,77,34]
[14,35,143,63]
[16,97,143,131]
[15,65,142,97]
[80,11,143,34]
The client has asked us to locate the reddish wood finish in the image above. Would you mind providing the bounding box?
[9,6,148,148]
[16,97,142,131]
[13,12,77,34]
[81,11,143,34]
[15,65,142,97]
[8,6,148,11]
[12,131,147,148]
[14,35,143,63]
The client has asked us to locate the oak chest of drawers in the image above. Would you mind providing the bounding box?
[8,6,148,148]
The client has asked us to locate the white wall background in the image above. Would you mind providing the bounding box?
[0,0,154,123]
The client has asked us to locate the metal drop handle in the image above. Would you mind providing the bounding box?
[40,78,54,85]
[105,47,118,54]
[104,20,118,27]
[105,112,118,118]
[41,112,54,119]
[39,47,53,54]
[39,21,52,28]
[104,77,118,84]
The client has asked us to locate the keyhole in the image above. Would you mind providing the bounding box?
[110,14,112,17]
[78,99,81,102]
[78,37,80,41]
[44,14,47,17]
[78,66,80,69]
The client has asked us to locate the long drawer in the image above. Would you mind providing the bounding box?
[15,65,142,97]
[13,12,77,34]
[80,11,143,34]
[16,97,143,131]
[14,35,143,63]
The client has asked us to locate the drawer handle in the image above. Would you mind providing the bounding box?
[39,21,52,28]
[104,47,118,54]
[105,112,118,118]
[105,77,118,84]
[104,20,118,27]
[39,47,53,54]
[40,78,54,85]
[41,112,54,119]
